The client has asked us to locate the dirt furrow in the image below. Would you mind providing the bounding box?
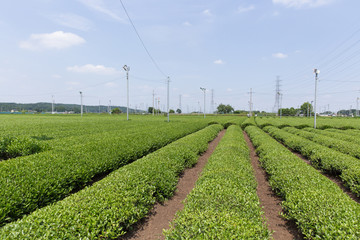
[121,129,226,240]
[243,131,303,240]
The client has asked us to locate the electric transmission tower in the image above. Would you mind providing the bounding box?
[273,76,282,115]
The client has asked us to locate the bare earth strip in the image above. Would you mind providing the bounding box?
[243,131,303,240]
[121,129,226,240]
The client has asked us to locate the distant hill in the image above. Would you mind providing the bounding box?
[0,102,144,114]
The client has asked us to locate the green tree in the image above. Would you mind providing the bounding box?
[111,108,122,114]
[300,102,313,116]
[169,109,175,113]
[176,108,182,114]
[217,104,234,114]
[148,107,154,114]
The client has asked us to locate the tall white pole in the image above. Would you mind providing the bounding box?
[314,69,319,129]
[80,91,83,117]
[52,95,54,114]
[200,87,206,118]
[152,90,155,116]
[167,77,170,122]
[123,65,130,120]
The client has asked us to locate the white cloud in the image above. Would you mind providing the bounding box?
[237,5,255,13]
[272,53,288,59]
[78,0,125,22]
[53,13,92,31]
[52,74,62,79]
[273,0,334,8]
[214,59,225,65]
[66,81,80,86]
[19,31,85,50]
[273,11,280,16]
[67,64,120,75]
[105,82,117,87]
[182,21,192,26]
[227,88,233,92]
[202,9,213,16]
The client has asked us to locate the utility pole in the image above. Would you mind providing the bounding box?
[179,94,182,113]
[152,90,155,116]
[158,98,160,115]
[52,95,55,114]
[200,87,206,118]
[279,93,283,119]
[357,97,359,117]
[167,77,170,122]
[314,69,320,129]
[248,88,253,117]
[307,102,310,117]
[79,91,83,117]
[211,89,214,114]
[123,65,130,120]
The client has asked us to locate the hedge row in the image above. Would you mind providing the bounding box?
[164,125,270,239]
[263,126,360,197]
[282,126,360,159]
[303,127,360,146]
[0,121,207,226]
[245,125,360,239]
[0,124,223,239]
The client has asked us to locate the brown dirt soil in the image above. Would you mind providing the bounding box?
[243,131,303,240]
[121,129,226,240]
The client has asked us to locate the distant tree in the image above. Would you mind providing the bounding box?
[148,107,154,114]
[111,108,122,114]
[300,102,313,116]
[169,109,175,113]
[176,108,182,114]
[217,104,234,114]
[55,106,66,112]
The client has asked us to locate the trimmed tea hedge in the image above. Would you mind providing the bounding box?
[0,124,223,239]
[164,125,270,239]
[245,125,360,239]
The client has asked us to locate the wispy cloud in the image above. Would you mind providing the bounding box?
[202,9,213,16]
[53,13,92,31]
[182,21,192,27]
[237,5,255,13]
[51,74,62,79]
[19,31,85,50]
[214,59,225,65]
[67,64,120,75]
[78,0,125,22]
[272,52,288,59]
[273,0,334,8]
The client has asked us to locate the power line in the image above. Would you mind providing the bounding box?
[119,0,168,78]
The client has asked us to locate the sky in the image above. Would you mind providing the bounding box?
[1,0,360,113]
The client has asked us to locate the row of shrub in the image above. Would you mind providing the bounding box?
[164,125,270,239]
[245,125,360,239]
[263,126,360,197]
[0,135,46,160]
[0,124,223,239]
[281,127,360,159]
[0,121,208,226]
[306,127,360,146]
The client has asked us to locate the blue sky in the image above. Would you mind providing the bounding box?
[1,0,360,113]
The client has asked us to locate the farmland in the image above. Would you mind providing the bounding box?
[1,114,360,239]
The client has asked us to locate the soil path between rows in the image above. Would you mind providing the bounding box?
[122,129,226,240]
[243,131,303,240]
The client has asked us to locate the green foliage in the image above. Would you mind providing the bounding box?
[148,106,154,113]
[169,109,175,113]
[0,120,209,226]
[176,108,181,114]
[0,124,223,239]
[111,107,121,114]
[240,117,256,129]
[217,104,234,114]
[264,126,360,196]
[245,126,360,239]
[0,135,45,160]
[164,125,270,239]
